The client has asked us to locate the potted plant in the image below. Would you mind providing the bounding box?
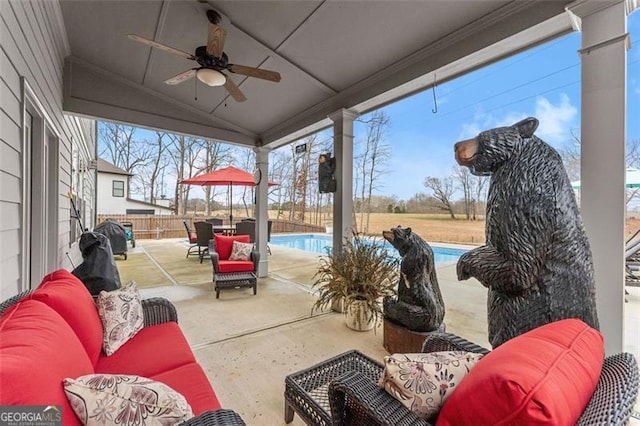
[312,232,399,331]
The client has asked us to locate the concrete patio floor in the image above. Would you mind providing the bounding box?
[116,238,639,425]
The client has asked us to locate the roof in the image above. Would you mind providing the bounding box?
[97,158,132,176]
[126,197,174,212]
[59,1,573,149]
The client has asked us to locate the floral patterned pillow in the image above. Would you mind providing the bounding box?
[63,374,193,425]
[377,351,484,420]
[96,282,144,356]
[228,241,254,261]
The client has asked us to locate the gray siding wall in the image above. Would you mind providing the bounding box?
[1,0,96,299]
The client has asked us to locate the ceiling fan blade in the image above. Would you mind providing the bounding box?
[128,34,194,60]
[228,64,281,82]
[165,69,197,85]
[206,23,227,58]
[224,78,247,102]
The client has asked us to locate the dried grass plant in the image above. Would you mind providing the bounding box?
[312,232,399,324]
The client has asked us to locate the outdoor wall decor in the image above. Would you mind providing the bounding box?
[454,117,599,348]
[382,226,445,332]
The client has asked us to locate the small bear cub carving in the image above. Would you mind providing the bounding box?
[382,226,445,332]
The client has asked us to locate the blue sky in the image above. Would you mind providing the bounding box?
[366,11,640,201]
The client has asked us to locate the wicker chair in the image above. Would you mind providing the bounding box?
[328,333,639,426]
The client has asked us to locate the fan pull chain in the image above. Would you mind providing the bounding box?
[194,77,198,101]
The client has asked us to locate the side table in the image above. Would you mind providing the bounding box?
[214,272,257,299]
[284,350,383,425]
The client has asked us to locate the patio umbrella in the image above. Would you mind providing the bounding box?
[571,168,640,189]
[180,166,278,224]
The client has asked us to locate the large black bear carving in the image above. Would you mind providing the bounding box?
[454,117,599,348]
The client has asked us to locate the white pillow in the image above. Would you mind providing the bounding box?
[228,241,254,261]
[377,351,484,419]
[63,373,193,425]
[96,282,144,356]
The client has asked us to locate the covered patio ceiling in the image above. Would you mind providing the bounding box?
[60,0,574,149]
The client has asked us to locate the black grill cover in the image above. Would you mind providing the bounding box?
[72,232,122,296]
[94,219,128,255]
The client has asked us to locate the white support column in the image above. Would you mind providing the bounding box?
[567,0,629,355]
[254,147,271,277]
[328,109,359,253]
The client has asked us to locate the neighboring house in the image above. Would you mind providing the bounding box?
[97,158,174,215]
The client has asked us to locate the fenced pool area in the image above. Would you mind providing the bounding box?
[270,233,467,265]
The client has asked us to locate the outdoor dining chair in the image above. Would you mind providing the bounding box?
[194,221,214,263]
[206,218,224,227]
[238,218,272,254]
[184,221,199,258]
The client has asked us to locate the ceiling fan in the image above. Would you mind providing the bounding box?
[127,9,281,102]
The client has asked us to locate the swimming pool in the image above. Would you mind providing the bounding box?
[270,234,467,265]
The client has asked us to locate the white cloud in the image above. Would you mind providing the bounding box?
[459,110,526,139]
[458,94,578,147]
[533,94,578,145]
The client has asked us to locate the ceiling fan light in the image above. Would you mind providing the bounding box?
[197,68,226,87]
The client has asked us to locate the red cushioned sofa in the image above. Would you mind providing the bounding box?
[0,269,244,425]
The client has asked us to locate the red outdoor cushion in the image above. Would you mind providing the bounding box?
[30,269,104,365]
[151,362,222,415]
[218,260,255,273]
[436,319,604,426]
[190,233,198,243]
[95,322,196,378]
[214,234,250,260]
[0,300,94,426]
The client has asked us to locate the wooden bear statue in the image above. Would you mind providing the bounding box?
[382,226,445,332]
[454,117,599,348]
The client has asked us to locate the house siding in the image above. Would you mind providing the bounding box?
[97,172,174,215]
[0,0,96,299]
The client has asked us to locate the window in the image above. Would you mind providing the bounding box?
[113,180,125,197]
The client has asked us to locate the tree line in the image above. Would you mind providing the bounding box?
[101,119,637,227]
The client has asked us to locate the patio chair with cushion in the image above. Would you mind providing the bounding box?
[208,234,260,298]
[194,221,214,264]
[183,220,199,258]
[325,321,639,426]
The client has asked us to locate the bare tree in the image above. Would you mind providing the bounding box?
[269,149,293,219]
[355,110,392,233]
[167,134,207,214]
[453,166,473,220]
[472,175,489,219]
[131,131,171,203]
[235,148,256,218]
[198,141,233,216]
[290,135,317,221]
[557,130,581,181]
[424,176,457,219]
[99,122,148,196]
[559,135,640,207]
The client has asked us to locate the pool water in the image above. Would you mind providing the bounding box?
[270,234,467,265]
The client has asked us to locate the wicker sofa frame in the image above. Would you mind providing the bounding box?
[327,332,639,426]
[0,290,245,426]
